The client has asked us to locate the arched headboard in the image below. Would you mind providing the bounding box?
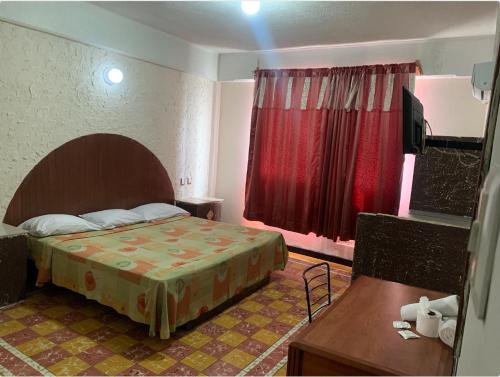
[4,134,175,226]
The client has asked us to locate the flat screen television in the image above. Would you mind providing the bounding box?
[402,86,425,154]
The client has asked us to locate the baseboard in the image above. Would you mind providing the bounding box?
[287,245,353,267]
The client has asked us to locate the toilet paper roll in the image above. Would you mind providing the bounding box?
[439,319,457,348]
[416,309,442,338]
[401,295,458,321]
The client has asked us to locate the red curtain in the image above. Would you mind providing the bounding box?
[244,63,416,241]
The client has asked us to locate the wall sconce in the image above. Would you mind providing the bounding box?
[103,67,123,85]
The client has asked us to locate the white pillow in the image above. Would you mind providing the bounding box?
[130,203,189,221]
[20,214,102,237]
[79,209,145,229]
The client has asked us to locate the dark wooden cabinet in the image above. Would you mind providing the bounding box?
[0,224,28,307]
[175,198,223,221]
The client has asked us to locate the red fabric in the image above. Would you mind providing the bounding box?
[244,63,416,241]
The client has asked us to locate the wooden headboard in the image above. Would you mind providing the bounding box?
[4,134,175,226]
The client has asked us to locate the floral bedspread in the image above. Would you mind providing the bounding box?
[28,215,288,339]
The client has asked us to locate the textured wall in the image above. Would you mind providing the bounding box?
[0,21,215,218]
[410,137,482,217]
[353,213,469,295]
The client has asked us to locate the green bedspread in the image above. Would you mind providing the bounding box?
[28,215,288,339]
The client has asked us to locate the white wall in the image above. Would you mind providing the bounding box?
[457,5,500,375]
[457,77,500,377]
[219,36,495,81]
[215,77,487,257]
[0,2,218,81]
[0,21,215,218]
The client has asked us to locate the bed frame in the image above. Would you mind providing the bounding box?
[4,133,175,226]
[4,133,270,334]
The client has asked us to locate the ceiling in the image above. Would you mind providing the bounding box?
[95,1,497,52]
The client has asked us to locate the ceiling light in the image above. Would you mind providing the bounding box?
[241,0,260,15]
[104,68,123,85]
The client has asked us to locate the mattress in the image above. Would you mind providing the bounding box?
[28,215,288,339]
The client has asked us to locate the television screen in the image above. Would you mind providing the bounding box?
[402,86,425,154]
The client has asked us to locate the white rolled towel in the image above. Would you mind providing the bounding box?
[401,295,459,321]
[439,318,457,348]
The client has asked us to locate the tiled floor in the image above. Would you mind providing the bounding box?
[0,254,351,376]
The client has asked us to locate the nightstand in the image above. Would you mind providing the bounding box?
[0,223,28,307]
[176,197,223,221]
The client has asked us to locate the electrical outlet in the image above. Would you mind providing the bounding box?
[180,177,185,185]
[187,176,192,185]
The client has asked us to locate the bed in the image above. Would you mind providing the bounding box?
[4,134,288,339]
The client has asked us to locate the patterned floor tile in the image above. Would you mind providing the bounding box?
[0,312,10,324]
[16,337,55,357]
[226,307,252,320]
[251,329,281,346]
[94,354,134,375]
[3,328,38,346]
[247,358,279,376]
[268,301,293,312]
[70,318,103,335]
[253,294,274,306]
[18,313,48,327]
[204,360,241,376]
[86,326,118,343]
[276,312,302,326]
[102,334,137,354]
[217,330,247,347]
[275,364,287,376]
[3,358,41,376]
[31,346,71,367]
[47,355,90,375]
[140,336,170,351]
[31,319,64,336]
[121,364,155,376]
[200,339,231,358]
[239,338,268,356]
[121,343,155,362]
[181,350,217,371]
[126,326,150,341]
[79,366,104,376]
[233,320,260,336]
[57,311,88,326]
[162,341,195,359]
[45,328,79,344]
[77,344,114,364]
[42,305,74,319]
[259,306,281,318]
[163,362,199,376]
[265,321,292,335]
[222,348,255,369]
[0,320,25,337]
[211,314,240,329]
[138,353,176,374]
[197,322,227,338]
[179,330,212,348]
[239,300,264,313]
[0,255,351,376]
[60,336,97,355]
[4,306,35,320]
[246,313,273,327]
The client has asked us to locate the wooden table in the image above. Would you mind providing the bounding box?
[287,276,453,376]
[175,197,223,221]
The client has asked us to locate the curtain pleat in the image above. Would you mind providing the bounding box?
[244,62,417,241]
